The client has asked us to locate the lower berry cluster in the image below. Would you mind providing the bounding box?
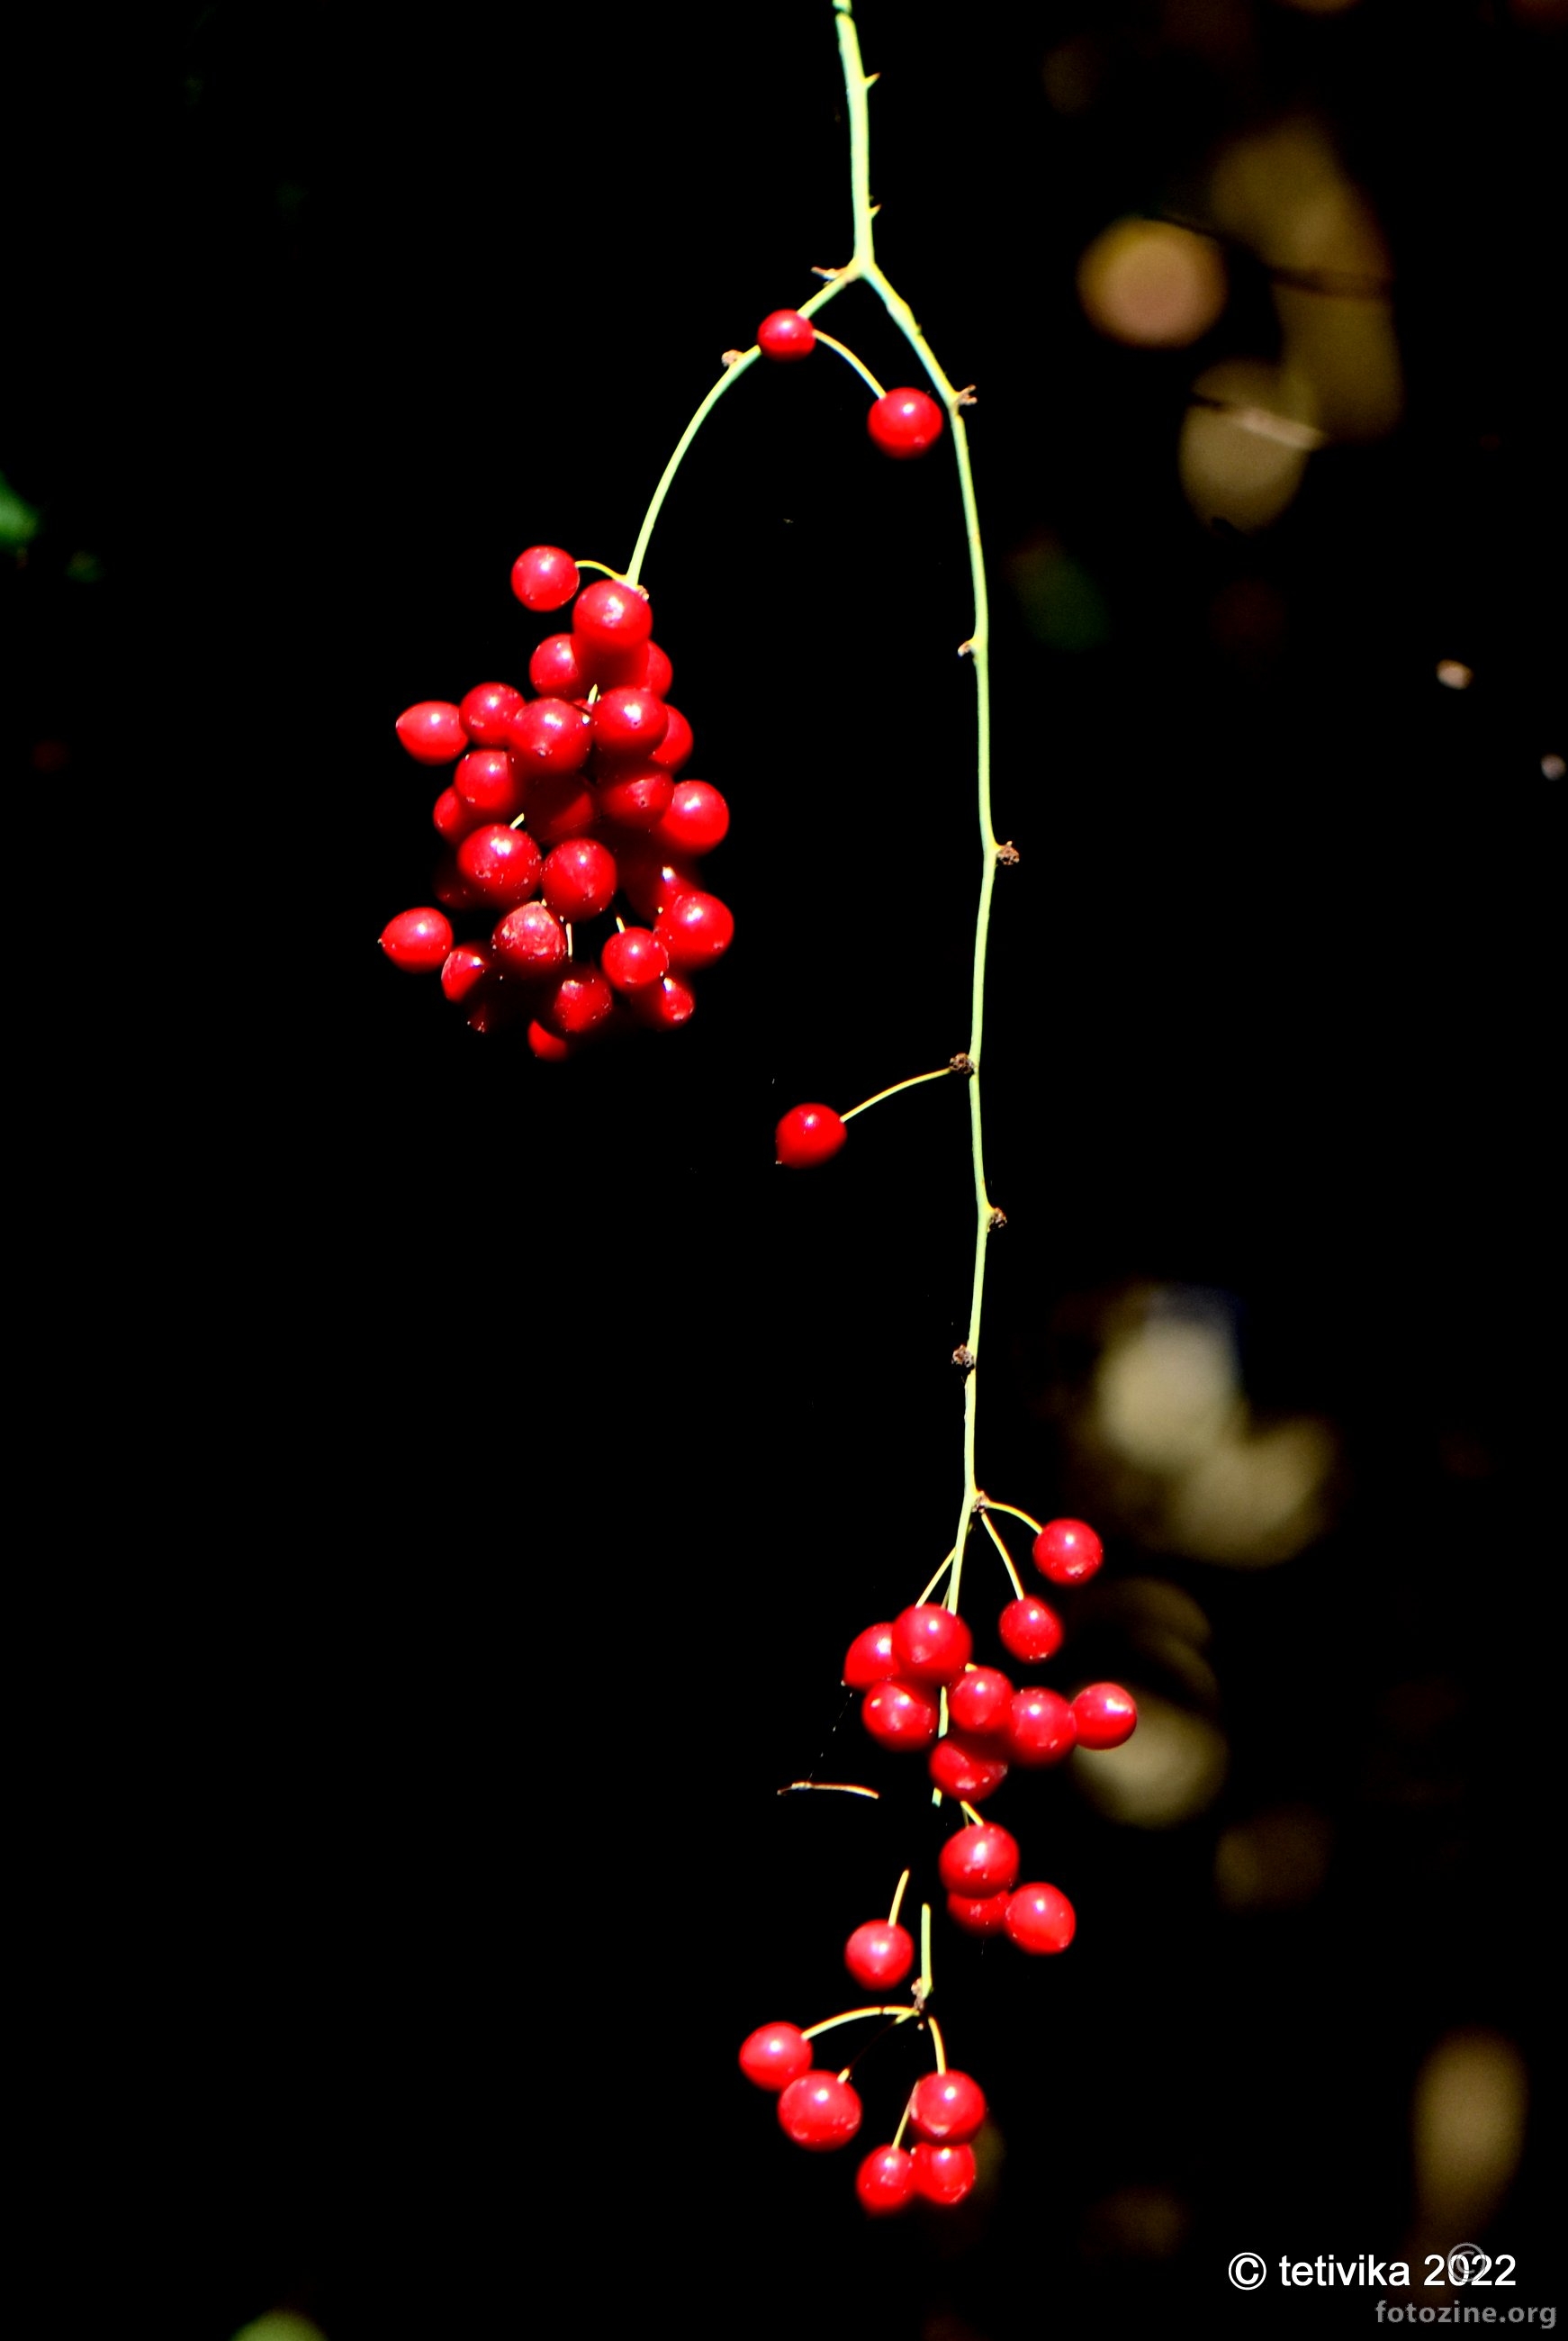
[378,549,732,1057]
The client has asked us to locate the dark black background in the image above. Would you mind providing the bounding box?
[8,3,1561,2336]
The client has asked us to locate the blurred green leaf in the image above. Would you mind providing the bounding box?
[229,2317,327,2341]
[0,471,41,548]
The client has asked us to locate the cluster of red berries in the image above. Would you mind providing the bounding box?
[739,2022,990,2214]
[377,550,731,1058]
[756,309,947,462]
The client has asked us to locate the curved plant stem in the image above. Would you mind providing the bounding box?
[840,1063,956,1123]
[981,1510,1025,1599]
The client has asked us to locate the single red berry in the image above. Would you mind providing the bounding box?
[856,2145,916,2217]
[653,779,728,856]
[628,973,697,1030]
[455,823,544,907]
[432,784,487,845]
[758,308,816,360]
[911,2142,978,2207]
[573,577,653,662]
[600,926,669,994]
[379,907,453,973]
[591,685,669,762]
[1032,1518,1104,1586]
[594,763,673,830]
[527,1017,573,1061]
[844,1920,915,1990]
[1005,1883,1077,1954]
[510,544,579,611]
[509,697,593,775]
[948,1667,1014,1736]
[643,641,674,699]
[654,890,734,972]
[775,1105,847,1170]
[947,1890,1011,1937]
[527,633,591,700]
[454,748,527,820]
[777,2072,862,2152]
[525,770,599,847]
[861,1678,940,1751]
[649,704,694,773]
[842,1622,896,1690]
[739,2021,814,2092]
[929,1731,1009,1804]
[439,941,494,1003]
[538,964,615,1039]
[938,1821,1020,1899]
[868,388,945,459]
[891,1604,973,1687]
[541,837,617,922]
[491,900,567,978]
[1071,1683,1138,1749]
[395,700,466,765]
[458,681,525,746]
[907,2070,987,2145]
[998,1595,1064,1665]
[1005,1687,1077,1768]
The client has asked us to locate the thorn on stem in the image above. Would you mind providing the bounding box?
[952,1345,976,1374]
[996,841,1021,866]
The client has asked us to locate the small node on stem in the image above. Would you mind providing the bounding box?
[810,265,843,278]
[952,1346,976,1374]
[996,841,1021,866]
[949,1053,973,1075]
[720,348,745,368]
[988,1207,1008,1232]
[954,385,978,408]
[957,639,975,658]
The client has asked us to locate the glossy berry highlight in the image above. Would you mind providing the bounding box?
[868,388,945,459]
[775,1105,847,1169]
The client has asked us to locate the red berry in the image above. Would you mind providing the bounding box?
[455,823,544,907]
[653,779,728,856]
[777,2072,862,2152]
[947,1890,1011,1937]
[573,578,653,662]
[491,900,567,977]
[617,845,700,922]
[1032,1518,1104,1585]
[856,2145,915,2216]
[739,2021,813,2092]
[775,1105,847,1170]
[594,763,673,830]
[938,1821,1020,1898]
[439,941,494,1003]
[758,308,816,360]
[1005,1883,1076,1954]
[458,681,524,746]
[379,907,453,973]
[528,633,591,699]
[998,1595,1064,1665]
[868,388,945,459]
[511,545,579,611]
[907,2070,987,2145]
[525,770,599,847]
[911,2142,978,2207]
[643,642,674,699]
[654,890,734,972]
[844,1920,915,1990]
[509,698,593,775]
[541,837,617,922]
[948,1667,1014,1736]
[454,748,527,820]
[1005,1687,1077,1768]
[929,1731,1009,1804]
[527,1017,573,1061]
[890,1604,972,1687]
[628,973,697,1031]
[649,704,693,773]
[600,926,669,994]
[1071,1683,1138,1749]
[861,1679,940,1751]
[432,784,487,844]
[395,700,466,765]
[592,685,668,761]
[538,965,615,1038]
[842,1622,896,1690]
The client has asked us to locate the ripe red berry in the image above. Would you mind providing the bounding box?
[844,1921,915,1990]
[649,704,693,773]
[593,762,673,830]
[777,2072,862,2151]
[439,941,494,1003]
[842,1622,896,1690]
[1005,1687,1077,1768]
[758,308,816,360]
[907,2070,987,2145]
[528,633,591,700]
[775,1105,847,1169]
[526,1017,572,1061]
[653,779,728,856]
[998,1595,1064,1665]
[1005,1883,1077,1954]
[538,964,615,1038]
[938,1821,1020,1898]
[947,1667,1014,1736]
[911,2142,978,2206]
[1032,1518,1104,1585]
[1071,1683,1138,1749]
[458,681,524,746]
[525,770,599,847]
[573,578,653,662]
[592,685,669,762]
[628,973,697,1030]
[861,1679,940,1751]
[891,1604,973,1687]
[455,823,544,907]
[510,545,579,611]
[509,698,593,775]
[541,838,617,922]
[929,1731,1009,1804]
[654,890,734,972]
[617,845,700,922]
[454,748,527,820]
[491,900,567,977]
[643,642,674,699]
[947,1890,1011,1937]
[600,926,669,994]
[379,907,453,973]
[395,700,466,764]
[739,2021,813,2092]
[432,784,487,844]
[868,388,945,459]
[856,2145,915,2216]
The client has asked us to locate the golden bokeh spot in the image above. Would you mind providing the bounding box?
[1180,359,1319,530]
[1412,2031,1528,2242]
[1078,218,1228,348]
[1436,659,1474,690]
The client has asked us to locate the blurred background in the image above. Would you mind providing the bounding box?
[7,1,1561,2335]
